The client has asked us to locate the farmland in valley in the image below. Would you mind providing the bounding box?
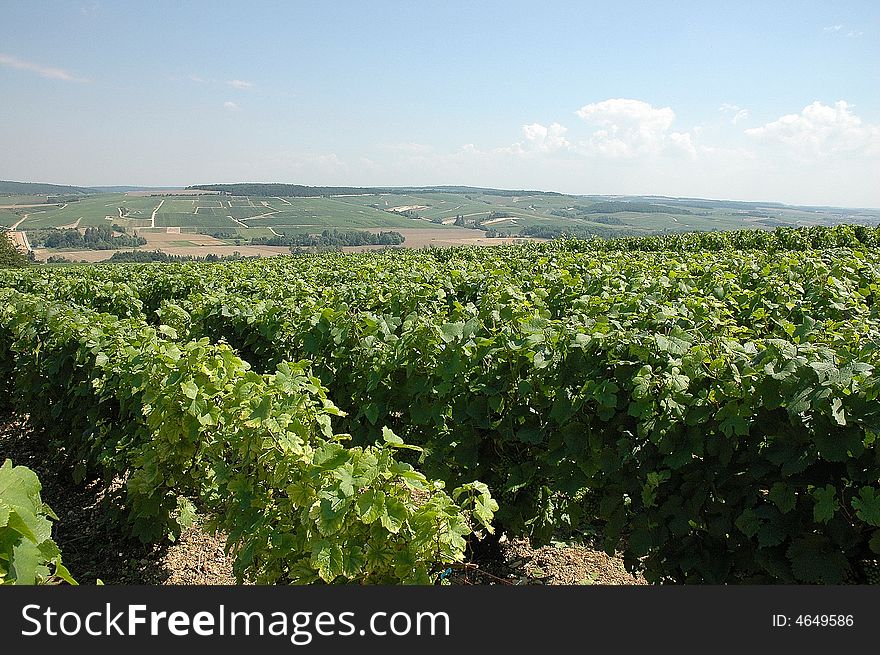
[3,182,879,262]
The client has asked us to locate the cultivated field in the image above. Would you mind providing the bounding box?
[4,188,879,261]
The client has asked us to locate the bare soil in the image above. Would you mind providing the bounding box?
[6,230,30,251]
[140,231,225,244]
[0,414,641,586]
[31,227,543,261]
[31,229,294,262]
[0,414,237,585]
[32,249,123,262]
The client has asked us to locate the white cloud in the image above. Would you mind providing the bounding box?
[521,122,570,151]
[731,109,749,125]
[365,98,877,207]
[745,100,880,158]
[576,98,694,158]
[667,131,697,156]
[577,98,674,132]
[0,53,89,82]
[823,24,864,38]
[227,79,254,89]
[223,101,241,112]
[492,141,526,156]
[189,74,206,83]
[719,103,749,125]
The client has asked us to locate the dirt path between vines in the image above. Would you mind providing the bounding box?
[0,414,642,586]
[10,214,28,230]
[150,198,165,228]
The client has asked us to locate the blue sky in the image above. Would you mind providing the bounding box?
[1,1,878,206]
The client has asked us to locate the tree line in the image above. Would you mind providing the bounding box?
[251,229,405,247]
[29,226,146,250]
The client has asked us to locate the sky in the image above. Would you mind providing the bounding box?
[1,1,878,207]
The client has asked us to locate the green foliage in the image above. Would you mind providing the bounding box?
[0,291,494,584]
[0,235,29,268]
[250,229,405,248]
[28,226,146,250]
[2,224,880,583]
[108,250,250,263]
[577,224,880,252]
[0,460,76,585]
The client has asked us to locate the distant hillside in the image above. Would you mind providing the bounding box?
[0,180,94,195]
[599,195,789,211]
[393,186,564,197]
[187,183,563,197]
[89,185,175,193]
[187,183,394,197]
[579,200,695,215]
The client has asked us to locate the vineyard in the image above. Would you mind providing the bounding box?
[2,224,880,584]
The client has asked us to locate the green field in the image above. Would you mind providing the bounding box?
[154,213,239,228]
[0,195,160,230]
[0,194,59,206]
[0,208,28,228]
[5,189,879,247]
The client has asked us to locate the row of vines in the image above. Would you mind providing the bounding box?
[2,225,880,583]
